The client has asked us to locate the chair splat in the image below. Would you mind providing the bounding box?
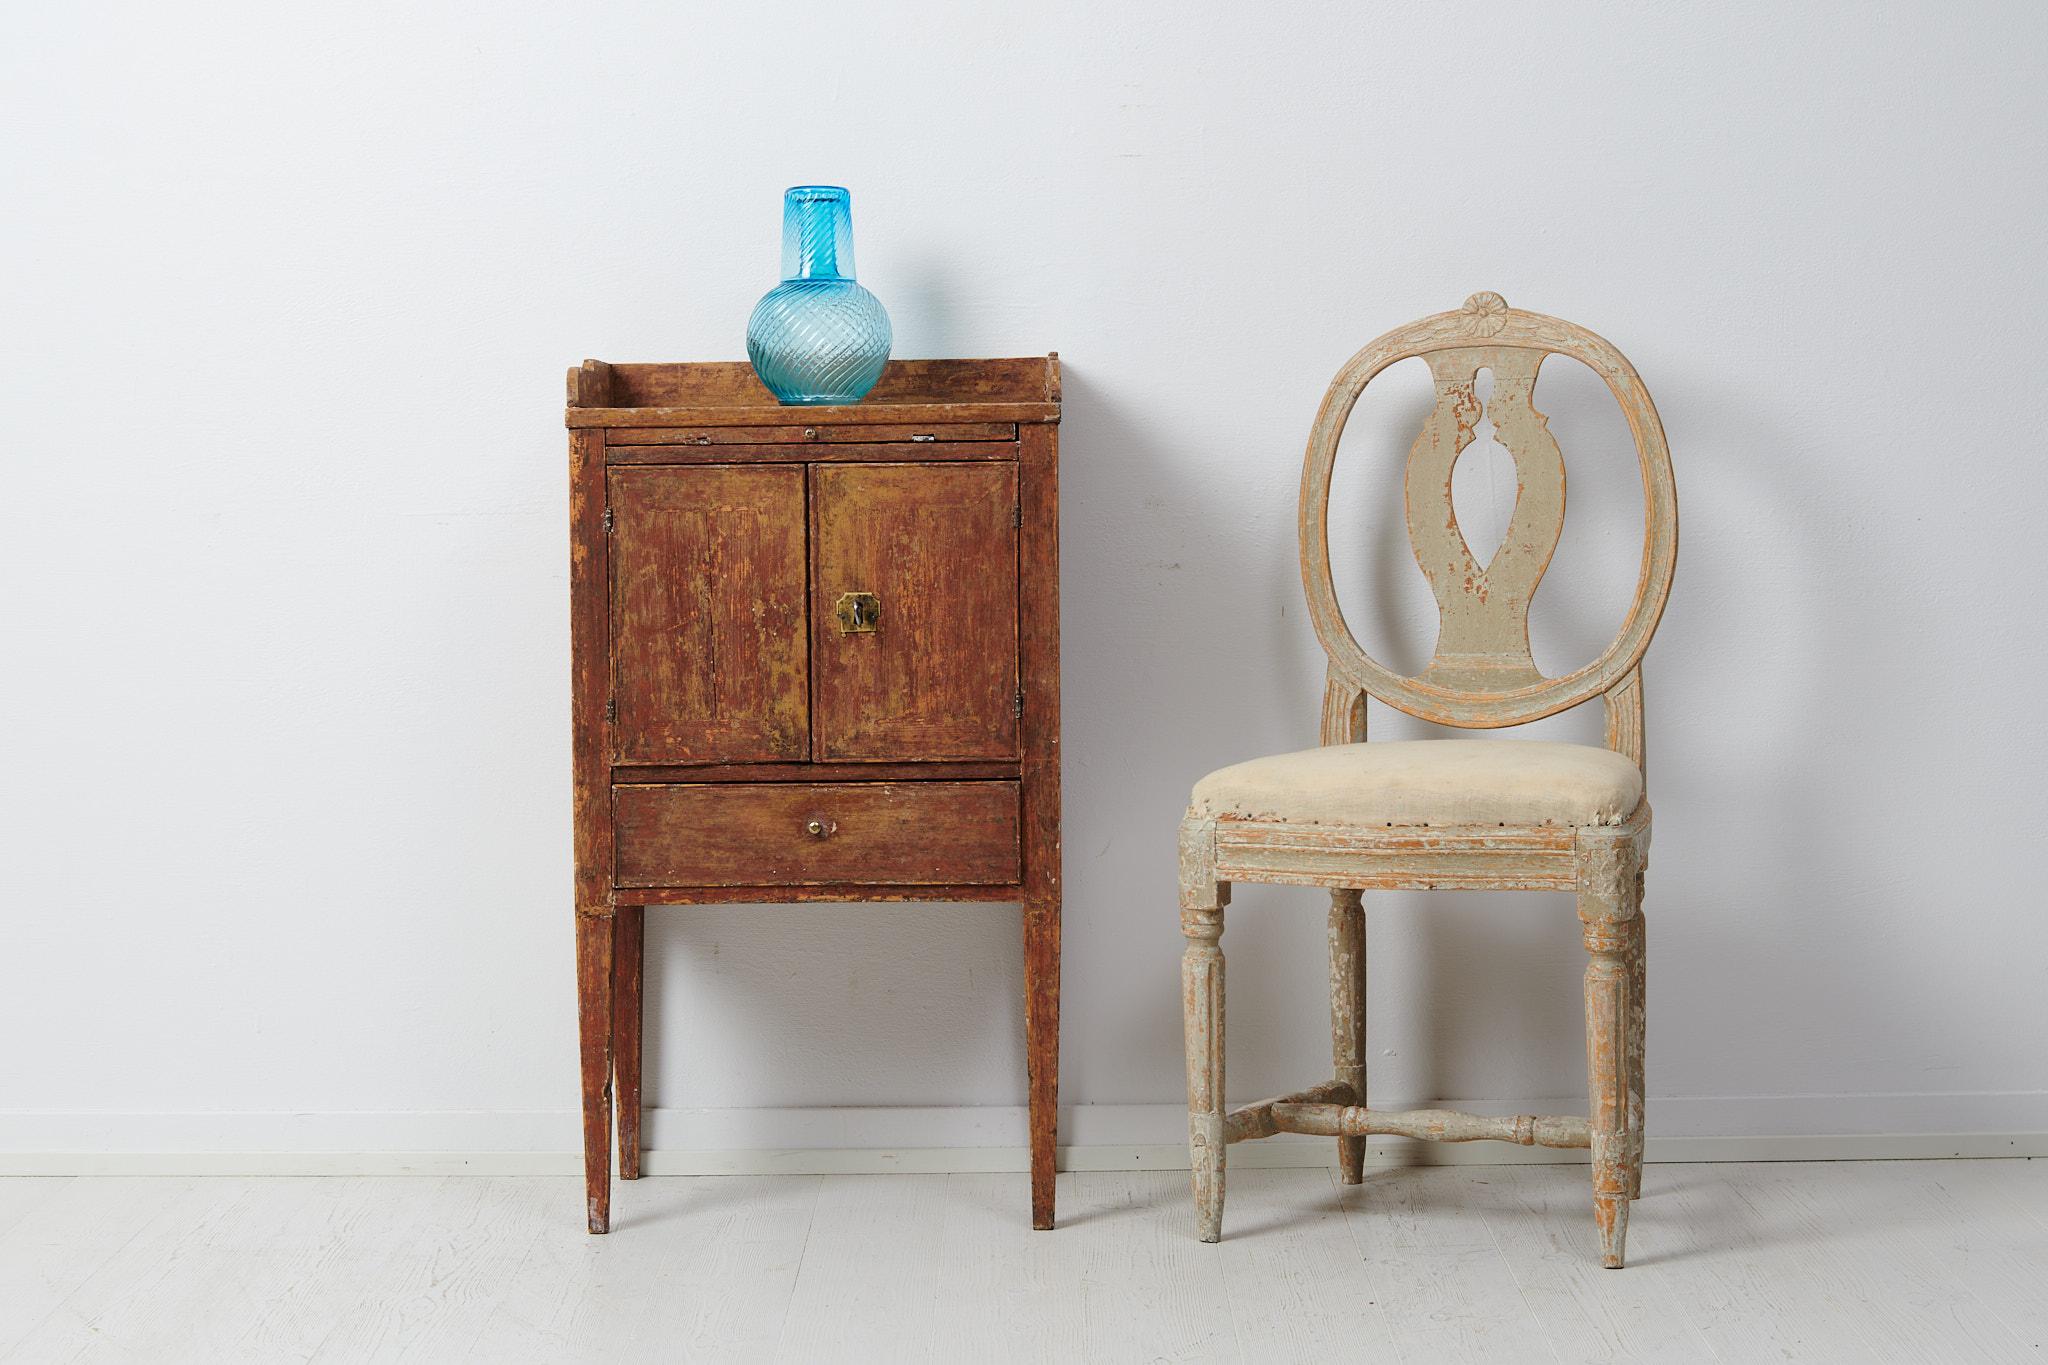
[1298,292,1676,731]
[1407,346,1566,691]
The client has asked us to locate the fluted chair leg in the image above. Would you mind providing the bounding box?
[1626,908,1647,1200]
[1580,850,1642,1269]
[1182,898,1225,1242]
[1328,889,1368,1184]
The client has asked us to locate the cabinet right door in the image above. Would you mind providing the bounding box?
[810,462,1020,761]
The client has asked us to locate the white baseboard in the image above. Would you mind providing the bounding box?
[4,1095,2042,1176]
[1,1133,2041,1177]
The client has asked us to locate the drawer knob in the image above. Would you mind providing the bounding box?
[805,817,835,839]
[803,427,819,441]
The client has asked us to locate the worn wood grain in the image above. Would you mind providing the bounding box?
[296,1178,551,1361]
[613,881,1026,906]
[614,781,1021,888]
[1579,817,1645,1266]
[575,912,613,1234]
[567,358,614,408]
[1022,907,1060,1231]
[1629,901,1647,1200]
[1482,1165,1720,1362]
[568,421,617,1237]
[570,356,1062,1229]
[1179,822,1229,1245]
[0,1177,202,1358]
[568,430,613,915]
[1334,1168,1559,1361]
[584,356,1057,408]
[1270,1103,1590,1148]
[0,1176,70,1245]
[775,1172,1236,1361]
[608,463,810,764]
[1179,298,1674,1264]
[610,903,644,1181]
[12,1167,2048,1362]
[570,401,1058,429]
[40,1179,361,1362]
[1605,664,1646,771]
[1214,820,1580,891]
[607,440,1018,465]
[477,1175,821,1362]
[612,760,1020,784]
[1221,1081,1353,1144]
[1326,889,1368,1182]
[605,421,1016,445]
[1405,346,1566,692]
[1018,419,1064,1228]
[1319,672,1370,1185]
[1319,665,1367,747]
[810,462,1020,760]
[1298,293,1677,731]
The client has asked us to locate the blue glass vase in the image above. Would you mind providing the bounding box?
[746,186,892,405]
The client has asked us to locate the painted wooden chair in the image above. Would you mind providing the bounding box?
[1178,293,1677,1267]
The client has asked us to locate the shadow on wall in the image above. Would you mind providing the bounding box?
[1630,378,1926,1119]
[628,348,1940,1134]
[640,898,1029,1132]
[627,358,1231,1127]
[1136,339,1869,1117]
[1319,354,1631,1106]
[1053,362,1260,1103]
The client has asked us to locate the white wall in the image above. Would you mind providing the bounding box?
[5,1,2045,1162]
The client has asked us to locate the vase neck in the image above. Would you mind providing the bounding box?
[781,186,857,282]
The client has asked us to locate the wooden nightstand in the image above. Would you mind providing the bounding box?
[566,357,1063,1231]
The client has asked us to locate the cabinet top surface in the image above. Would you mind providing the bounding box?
[567,356,1060,428]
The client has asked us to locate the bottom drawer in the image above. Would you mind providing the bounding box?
[613,781,1021,888]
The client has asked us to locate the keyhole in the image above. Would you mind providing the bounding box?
[1450,368,1517,571]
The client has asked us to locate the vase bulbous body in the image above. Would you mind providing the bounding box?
[747,186,892,405]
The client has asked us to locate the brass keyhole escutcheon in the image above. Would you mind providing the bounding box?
[835,591,880,634]
[805,817,834,839]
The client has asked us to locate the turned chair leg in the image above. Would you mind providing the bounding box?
[1626,906,1646,1201]
[575,909,615,1234]
[1328,888,1368,1184]
[1580,858,1641,1268]
[1182,888,1228,1243]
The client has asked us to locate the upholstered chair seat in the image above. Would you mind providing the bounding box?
[1191,740,1644,830]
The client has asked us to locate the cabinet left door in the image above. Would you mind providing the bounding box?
[608,464,810,764]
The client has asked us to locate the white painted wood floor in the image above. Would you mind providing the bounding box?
[0,1160,2041,1363]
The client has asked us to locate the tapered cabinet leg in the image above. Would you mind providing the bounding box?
[1579,838,1642,1268]
[576,909,615,1234]
[1328,889,1368,1184]
[1023,900,1062,1230]
[611,904,645,1181]
[1182,894,1227,1243]
[1626,903,1647,1200]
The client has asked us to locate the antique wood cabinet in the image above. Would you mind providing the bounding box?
[566,357,1063,1232]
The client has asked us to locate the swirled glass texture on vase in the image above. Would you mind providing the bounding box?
[746,186,892,405]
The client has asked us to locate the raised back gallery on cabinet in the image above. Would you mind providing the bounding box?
[566,356,1063,1232]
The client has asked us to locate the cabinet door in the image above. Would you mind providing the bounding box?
[811,463,1019,760]
[609,465,809,763]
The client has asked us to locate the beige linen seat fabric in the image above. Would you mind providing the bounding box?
[1190,739,1643,829]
